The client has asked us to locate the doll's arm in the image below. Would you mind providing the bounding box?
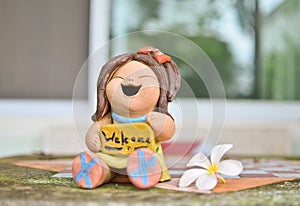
[86,113,112,153]
[146,111,175,142]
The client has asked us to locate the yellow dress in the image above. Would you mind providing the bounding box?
[96,120,171,182]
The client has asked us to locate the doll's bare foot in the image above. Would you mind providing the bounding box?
[126,148,162,189]
[72,152,112,189]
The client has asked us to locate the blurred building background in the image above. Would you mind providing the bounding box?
[0,0,299,157]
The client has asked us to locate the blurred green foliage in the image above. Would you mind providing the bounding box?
[176,35,241,98]
[111,0,244,98]
[111,0,300,100]
[261,0,300,100]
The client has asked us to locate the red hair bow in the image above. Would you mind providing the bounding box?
[137,46,172,64]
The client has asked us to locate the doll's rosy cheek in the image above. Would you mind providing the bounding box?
[140,79,159,90]
[106,79,121,100]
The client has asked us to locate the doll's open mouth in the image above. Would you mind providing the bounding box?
[121,84,142,96]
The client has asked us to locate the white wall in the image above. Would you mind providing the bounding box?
[1,99,300,157]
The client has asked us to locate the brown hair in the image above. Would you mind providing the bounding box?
[92,47,180,121]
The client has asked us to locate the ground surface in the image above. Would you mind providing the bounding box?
[1,154,300,206]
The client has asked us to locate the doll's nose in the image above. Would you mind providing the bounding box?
[124,77,135,83]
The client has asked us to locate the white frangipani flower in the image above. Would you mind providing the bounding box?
[179,144,243,191]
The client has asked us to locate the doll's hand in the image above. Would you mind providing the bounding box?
[147,112,175,142]
[86,121,101,153]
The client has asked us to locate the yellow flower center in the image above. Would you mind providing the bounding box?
[207,163,226,184]
[207,163,218,175]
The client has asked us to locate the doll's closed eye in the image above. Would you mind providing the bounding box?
[112,76,124,80]
[138,75,157,80]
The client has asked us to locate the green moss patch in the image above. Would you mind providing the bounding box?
[1,155,300,205]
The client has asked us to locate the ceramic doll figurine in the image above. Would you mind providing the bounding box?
[72,46,180,189]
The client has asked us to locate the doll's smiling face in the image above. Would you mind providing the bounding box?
[106,60,160,118]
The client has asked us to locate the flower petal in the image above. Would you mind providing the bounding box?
[179,168,207,187]
[218,160,243,176]
[195,173,217,191]
[186,152,211,169]
[210,144,233,165]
